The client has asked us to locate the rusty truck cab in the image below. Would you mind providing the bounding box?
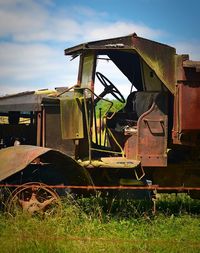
[61,33,200,193]
[62,34,174,168]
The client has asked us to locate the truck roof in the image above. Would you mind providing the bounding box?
[64,33,175,55]
[65,33,177,93]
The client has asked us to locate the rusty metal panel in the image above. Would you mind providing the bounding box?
[124,131,137,160]
[64,34,176,94]
[183,60,200,72]
[80,53,96,90]
[179,84,200,131]
[0,145,93,186]
[45,105,76,156]
[0,145,51,181]
[177,57,200,82]
[173,56,200,144]
[64,34,133,55]
[131,36,176,94]
[137,93,168,167]
[60,97,84,139]
[0,91,46,112]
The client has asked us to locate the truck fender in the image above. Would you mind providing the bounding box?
[0,145,93,186]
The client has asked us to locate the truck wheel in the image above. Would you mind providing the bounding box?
[6,182,62,217]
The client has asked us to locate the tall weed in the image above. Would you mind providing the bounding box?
[0,193,200,253]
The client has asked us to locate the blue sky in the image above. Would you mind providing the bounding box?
[0,0,199,95]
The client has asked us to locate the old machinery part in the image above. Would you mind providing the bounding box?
[96,72,125,103]
[6,182,62,217]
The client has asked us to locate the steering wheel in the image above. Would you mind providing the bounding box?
[96,72,125,103]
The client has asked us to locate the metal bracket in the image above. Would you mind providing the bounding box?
[134,166,145,181]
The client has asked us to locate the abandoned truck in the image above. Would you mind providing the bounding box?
[0,33,200,214]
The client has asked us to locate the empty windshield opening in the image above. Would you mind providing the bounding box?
[95,55,135,101]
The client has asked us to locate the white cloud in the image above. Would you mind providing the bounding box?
[0,0,163,43]
[83,21,163,41]
[0,1,49,40]
[0,43,61,78]
[0,42,80,95]
[0,0,199,97]
[0,0,166,95]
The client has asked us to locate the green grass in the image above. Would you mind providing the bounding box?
[0,194,200,253]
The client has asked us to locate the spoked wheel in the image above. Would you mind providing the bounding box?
[6,182,62,217]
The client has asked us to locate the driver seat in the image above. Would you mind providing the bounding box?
[124,91,157,118]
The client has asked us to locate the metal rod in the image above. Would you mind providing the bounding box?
[42,107,45,147]
[36,112,41,146]
[94,105,98,145]
[99,108,102,146]
[1,184,200,191]
[83,91,91,163]
[106,128,124,157]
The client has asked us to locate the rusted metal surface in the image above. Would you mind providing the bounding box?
[64,34,132,55]
[0,145,93,187]
[60,96,84,140]
[179,84,200,131]
[65,33,176,94]
[0,145,51,181]
[42,107,45,147]
[137,93,168,167]
[176,56,200,84]
[0,91,46,112]
[36,112,42,146]
[183,60,200,71]
[123,92,168,166]
[173,55,200,145]
[0,145,93,188]
[131,35,176,94]
[44,103,76,156]
[0,89,59,113]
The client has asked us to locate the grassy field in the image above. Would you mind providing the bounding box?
[0,194,200,253]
